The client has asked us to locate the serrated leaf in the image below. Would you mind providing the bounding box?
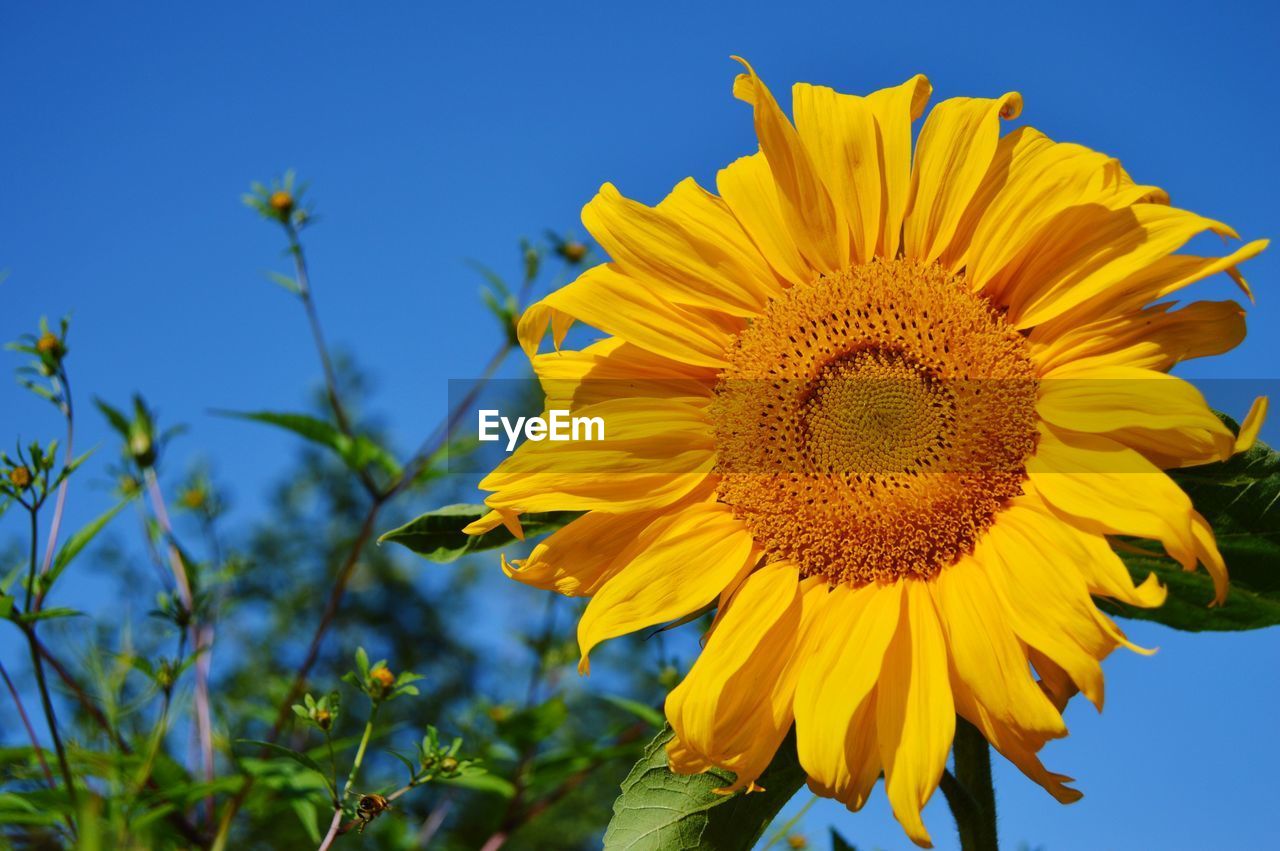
[1102,430,1280,631]
[378,504,579,562]
[603,725,805,851]
[215,410,401,479]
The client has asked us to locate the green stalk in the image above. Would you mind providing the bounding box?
[943,718,998,851]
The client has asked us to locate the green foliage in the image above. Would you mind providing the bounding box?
[1102,429,1280,631]
[214,410,402,481]
[378,503,580,562]
[603,726,807,851]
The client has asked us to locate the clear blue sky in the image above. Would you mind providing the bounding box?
[3,2,1278,849]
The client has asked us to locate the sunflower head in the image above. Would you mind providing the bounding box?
[475,60,1267,847]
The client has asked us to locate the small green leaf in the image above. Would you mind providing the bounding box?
[235,740,334,796]
[829,827,858,851]
[46,499,131,586]
[15,607,84,624]
[598,695,665,728]
[436,771,516,799]
[603,725,806,851]
[215,410,401,479]
[378,504,580,562]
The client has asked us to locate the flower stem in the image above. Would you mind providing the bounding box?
[342,703,379,801]
[944,718,998,851]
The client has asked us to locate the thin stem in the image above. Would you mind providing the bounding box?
[0,658,57,789]
[342,703,379,801]
[20,506,79,819]
[286,224,355,442]
[946,718,998,851]
[144,468,215,822]
[36,371,73,605]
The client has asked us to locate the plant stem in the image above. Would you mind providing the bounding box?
[946,718,999,851]
[342,703,379,800]
[21,506,79,820]
[36,370,74,604]
[0,658,57,789]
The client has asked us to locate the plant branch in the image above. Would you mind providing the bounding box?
[0,657,57,789]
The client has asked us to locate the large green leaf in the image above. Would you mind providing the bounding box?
[1103,430,1280,631]
[602,725,806,851]
[378,504,579,562]
[216,410,401,479]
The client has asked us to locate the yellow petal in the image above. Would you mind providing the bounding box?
[502,508,673,597]
[1031,238,1266,343]
[666,562,809,790]
[865,74,931,258]
[1235,396,1269,453]
[581,181,775,317]
[478,397,715,513]
[461,507,524,539]
[731,57,845,274]
[517,263,734,367]
[1000,204,1237,329]
[576,500,755,671]
[931,559,1066,737]
[975,521,1110,709]
[1037,365,1235,464]
[795,582,902,797]
[717,152,813,285]
[903,92,1022,265]
[792,82,882,265]
[1030,300,1246,374]
[533,337,717,409]
[876,581,953,848]
[1028,425,1207,578]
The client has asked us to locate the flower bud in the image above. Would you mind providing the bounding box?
[558,241,588,264]
[370,666,395,691]
[315,708,333,730]
[36,332,64,359]
[269,190,294,217]
[8,466,32,490]
[439,756,459,773]
[787,835,808,850]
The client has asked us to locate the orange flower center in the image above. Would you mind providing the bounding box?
[711,258,1038,584]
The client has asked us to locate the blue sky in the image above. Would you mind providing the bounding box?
[3,2,1279,848]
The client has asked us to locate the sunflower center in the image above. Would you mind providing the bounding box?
[711,258,1038,585]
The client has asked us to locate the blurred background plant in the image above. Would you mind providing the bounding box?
[0,179,688,849]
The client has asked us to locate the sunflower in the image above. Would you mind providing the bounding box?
[465,59,1268,846]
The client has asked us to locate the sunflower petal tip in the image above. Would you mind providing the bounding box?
[1234,396,1269,454]
[1000,91,1024,119]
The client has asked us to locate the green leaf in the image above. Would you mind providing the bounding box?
[46,499,131,587]
[235,740,334,796]
[378,504,580,562]
[14,607,84,624]
[436,771,516,799]
[597,694,665,729]
[216,410,401,479]
[1103,430,1280,631]
[603,725,806,851]
[829,827,858,851]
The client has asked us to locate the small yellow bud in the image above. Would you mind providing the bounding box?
[36,332,63,358]
[8,467,32,489]
[787,835,808,850]
[315,708,332,730]
[439,756,459,773]
[269,190,294,216]
[180,487,206,509]
[129,431,154,465]
[487,705,513,723]
[559,241,588,264]
[370,666,395,690]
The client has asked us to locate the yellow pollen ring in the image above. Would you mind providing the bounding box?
[712,258,1038,585]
